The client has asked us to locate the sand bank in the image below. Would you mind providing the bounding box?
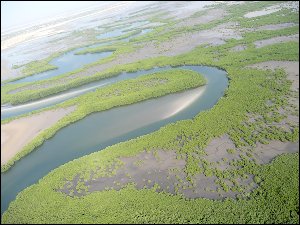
[1,106,75,165]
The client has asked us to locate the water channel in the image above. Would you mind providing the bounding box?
[1,65,228,215]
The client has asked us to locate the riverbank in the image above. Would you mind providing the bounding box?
[1,106,75,166]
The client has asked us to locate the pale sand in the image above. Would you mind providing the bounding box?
[162,86,206,119]
[225,1,245,6]
[253,141,299,164]
[1,27,66,51]
[4,82,110,111]
[161,1,216,20]
[256,22,297,31]
[1,106,75,165]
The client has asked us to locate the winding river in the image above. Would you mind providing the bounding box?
[1,65,228,215]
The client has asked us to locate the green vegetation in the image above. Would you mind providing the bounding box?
[11,51,66,82]
[12,64,23,69]
[20,53,61,76]
[227,149,236,154]
[2,152,298,223]
[1,69,206,172]
[2,8,299,172]
[1,1,299,223]
[75,44,135,62]
[1,42,138,105]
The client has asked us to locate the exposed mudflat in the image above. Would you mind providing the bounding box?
[61,149,256,200]
[254,34,299,48]
[175,9,227,28]
[253,141,299,164]
[244,2,299,18]
[244,5,282,18]
[163,1,216,20]
[247,61,299,91]
[256,22,297,31]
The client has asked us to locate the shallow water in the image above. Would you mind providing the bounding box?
[9,49,113,84]
[4,24,152,86]
[96,28,124,40]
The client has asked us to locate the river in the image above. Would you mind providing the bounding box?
[1,65,228,215]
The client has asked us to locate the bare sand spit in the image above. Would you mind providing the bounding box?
[1,106,76,165]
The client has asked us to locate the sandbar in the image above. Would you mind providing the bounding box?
[1,106,75,165]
